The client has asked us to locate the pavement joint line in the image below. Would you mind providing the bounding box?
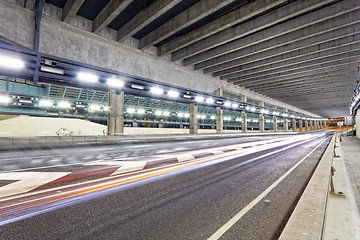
[208,136,329,240]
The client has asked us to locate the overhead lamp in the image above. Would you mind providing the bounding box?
[0,55,24,70]
[90,104,101,111]
[103,106,109,111]
[236,118,241,122]
[206,98,215,104]
[131,84,144,90]
[155,110,162,115]
[216,101,223,104]
[195,96,204,102]
[39,99,53,107]
[253,119,259,123]
[151,87,163,95]
[107,78,124,88]
[178,112,184,117]
[211,115,216,120]
[264,110,270,114]
[127,108,136,114]
[201,115,206,119]
[77,72,98,83]
[168,90,179,98]
[137,108,145,114]
[58,101,70,108]
[232,103,238,108]
[163,111,170,116]
[224,102,231,107]
[183,94,192,99]
[260,109,265,113]
[40,65,64,75]
[184,113,190,118]
[245,106,251,110]
[250,107,256,112]
[290,115,295,118]
[0,95,11,104]
[76,104,86,108]
[240,105,245,109]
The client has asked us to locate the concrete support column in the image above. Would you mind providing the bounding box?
[315,121,318,130]
[273,116,278,132]
[216,106,223,134]
[299,120,303,132]
[241,111,247,133]
[356,111,360,139]
[324,120,327,129]
[305,120,309,132]
[259,102,265,132]
[107,90,124,135]
[190,103,198,134]
[284,119,289,132]
[292,118,297,132]
[310,121,314,131]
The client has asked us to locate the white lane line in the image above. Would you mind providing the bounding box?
[207,136,329,240]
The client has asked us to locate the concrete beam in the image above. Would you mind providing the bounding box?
[158,0,288,56]
[231,60,359,85]
[62,0,85,22]
[202,22,360,74]
[24,0,36,10]
[139,0,234,49]
[117,0,181,42]
[93,0,132,33]
[213,33,360,78]
[184,2,360,66]
[224,48,360,82]
[172,0,336,62]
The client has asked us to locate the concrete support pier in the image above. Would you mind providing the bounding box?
[284,119,289,132]
[216,106,223,134]
[292,118,297,132]
[190,103,198,134]
[299,120,303,132]
[310,121,314,131]
[305,120,309,132]
[107,90,124,135]
[273,116,278,132]
[241,111,247,133]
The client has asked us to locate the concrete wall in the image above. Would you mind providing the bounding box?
[356,111,360,139]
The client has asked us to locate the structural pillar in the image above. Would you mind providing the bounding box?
[310,120,313,131]
[107,90,124,135]
[292,118,297,132]
[215,87,223,134]
[299,120,303,132]
[324,120,327,129]
[216,106,223,134]
[272,106,278,132]
[190,103,198,134]
[315,121,318,130]
[241,111,247,133]
[284,119,289,132]
[259,101,265,132]
[305,120,309,132]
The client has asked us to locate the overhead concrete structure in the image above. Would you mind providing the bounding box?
[0,0,359,121]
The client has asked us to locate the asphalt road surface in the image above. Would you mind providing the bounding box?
[0,132,331,239]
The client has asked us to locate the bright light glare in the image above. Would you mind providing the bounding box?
[155,110,162,115]
[245,106,251,110]
[137,109,145,114]
[163,111,170,116]
[211,115,216,120]
[250,107,256,112]
[107,78,124,88]
[39,100,53,107]
[178,112,184,117]
[58,101,70,108]
[0,95,11,104]
[206,98,214,104]
[236,118,241,122]
[90,104,101,111]
[103,106,109,111]
[195,96,204,102]
[151,87,163,95]
[168,91,179,98]
[224,102,231,107]
[127,108,135,113]
[184,113,190,118]
[0,55,24,69]
[232,103,238,108]
[77,72,98,83]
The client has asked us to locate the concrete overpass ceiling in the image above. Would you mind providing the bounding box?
[15,0,360,118]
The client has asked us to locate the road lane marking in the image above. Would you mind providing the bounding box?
[0,172,71,198]
[207,136,329,240]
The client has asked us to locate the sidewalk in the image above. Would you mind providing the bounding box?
[323,135,360,239]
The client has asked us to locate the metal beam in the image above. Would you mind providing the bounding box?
[139,0,235,49]
[171,0,336,61]
[93,0,133,33]
[62,0,85,22]
[182,1,360,66]
[157,0,288,56]
[117,0,182,42]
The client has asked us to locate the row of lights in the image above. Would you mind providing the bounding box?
[0,54,327,121]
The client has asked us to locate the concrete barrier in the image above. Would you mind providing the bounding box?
[279,134,335,239]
